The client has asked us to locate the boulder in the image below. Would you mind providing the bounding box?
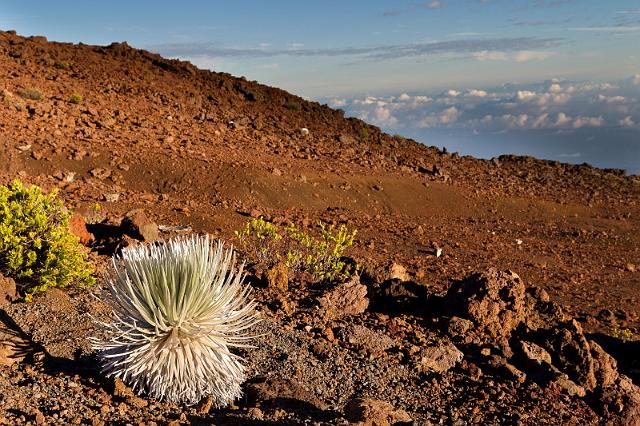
[318,276,368,320]
[0,274,17,305]
[539,319,597,391]
[344,398,412,426]
[264,263,289,291]
[517,340,552,366]
[121,209,159,242]
[68,213,93,245]
[245,377,327,411]
[445,269,527,341]
[415,342,464,373]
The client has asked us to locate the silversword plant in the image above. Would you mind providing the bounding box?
[92,235,258,406]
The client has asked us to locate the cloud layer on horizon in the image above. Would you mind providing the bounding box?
[326,75,640,133]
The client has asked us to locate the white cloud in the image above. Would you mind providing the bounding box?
[439,106,460,124]
[514,50,556,62]
[516,90,536,101]
[619,116,635,127]
[472,50,507,61]
[597,94,626,103]
[548,83,562,93]
[570,26,640,33]
[554,112,572,127]
[328,75,640,135]
[468,89,488,97]
[329,98,347,107]
[572,116,605,129]
[424,1,445,10]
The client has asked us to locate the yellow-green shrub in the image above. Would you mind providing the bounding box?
[68,94,83,104]
[236,217,357,283]
[0,179,95,300]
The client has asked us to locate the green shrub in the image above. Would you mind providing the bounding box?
[68,94,83,104]
[54,60,72,69]
[236,217,357,283]
[0,179,95,300]
[17,88,43,101]
[284,100,302,111]
[359,127,370,141]
[610,327,637,342]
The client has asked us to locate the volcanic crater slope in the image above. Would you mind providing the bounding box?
[0,30,639,425]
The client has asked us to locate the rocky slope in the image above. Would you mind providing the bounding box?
[0,30,639,425]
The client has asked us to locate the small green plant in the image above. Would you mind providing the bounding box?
[610,327,638,342]
[359,127,370,141]
[0,179,95,300]
[1,89,13,105]
[54,60,72,69]
[17,88,43,101]
[284,100,302,111]
[236,217,357,283]
[68,94,83,104]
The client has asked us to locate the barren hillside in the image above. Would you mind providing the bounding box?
[0,31,639,425]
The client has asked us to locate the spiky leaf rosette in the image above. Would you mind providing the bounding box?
[92,234,258,406]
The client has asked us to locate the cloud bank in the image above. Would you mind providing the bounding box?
[327,76,640,132]
[324,76,640,173]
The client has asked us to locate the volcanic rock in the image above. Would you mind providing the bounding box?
[445,268,527,342]
[318,276,368,320]
[264,262,289,291]
[245,377,328,411]
[415,342,464,373]
[0,273,17,305]
[69,213,93,245]
[344,398,412,426]
[121,209,159,242]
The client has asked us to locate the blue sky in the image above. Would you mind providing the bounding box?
[2,1,639,172]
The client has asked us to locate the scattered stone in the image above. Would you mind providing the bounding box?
[338,134,356,144]
[103,193,120,202]
[89,168,111,180]
[245,377,327,410]
[415,342,464,373]
[158,225,192,233]
[318,276,368,320]
[517,340,552,366]
[121,209,159,242]
[388,262,409,282]
[337,324,394,355]
[264,263,289,291]
[344,398,412,426]
[247,407,264,420]
[0,274,17,305]
[68,213,93,245]
[447,316,473,337]
[195,395,213,414]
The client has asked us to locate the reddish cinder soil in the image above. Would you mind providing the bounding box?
[0,31,639,425]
